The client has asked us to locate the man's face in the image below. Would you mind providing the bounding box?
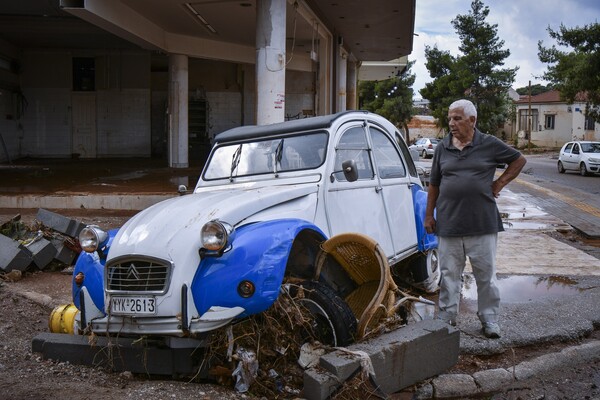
[448,107,476,140]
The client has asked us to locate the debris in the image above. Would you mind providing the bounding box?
[298,342,326,369]
[232,347,258,393]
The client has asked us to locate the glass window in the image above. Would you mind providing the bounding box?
[584,115,595,130]
[334,126,374,181]
[370,128,406,179]
[572,143,580,154]
[203,132,328,180]
[545,114,555,130]
[581,142,600,153]
[564,143,573,154]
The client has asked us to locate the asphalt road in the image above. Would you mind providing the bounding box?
[521,153,600,197]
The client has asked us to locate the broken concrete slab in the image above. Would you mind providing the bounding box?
[0,233,32,272]
[432,373,479,398]
[25,237,56,270]
[304,319,459,399]
[36,208,86,237]
[51,238,77,265]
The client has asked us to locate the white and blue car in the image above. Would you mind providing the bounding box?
[72,111,438,347]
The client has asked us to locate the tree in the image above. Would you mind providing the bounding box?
[420,0,517,135]
[515,84,552,96]
[358,60,416,141]
[538,23,600,122]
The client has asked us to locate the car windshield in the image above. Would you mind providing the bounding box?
[203,131,328,180]
[581,143,600,153]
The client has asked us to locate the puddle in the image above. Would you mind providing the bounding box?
[461,274,581,303]
[502,220,552,230]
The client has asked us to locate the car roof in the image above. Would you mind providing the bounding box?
[214,110,371,144]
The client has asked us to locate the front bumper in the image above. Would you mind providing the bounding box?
[88,305,245,337]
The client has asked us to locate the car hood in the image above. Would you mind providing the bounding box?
[107,184,319,262]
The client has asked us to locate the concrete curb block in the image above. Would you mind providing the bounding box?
[416,340,600,398]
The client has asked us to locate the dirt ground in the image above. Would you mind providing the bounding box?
[1,209,600,399]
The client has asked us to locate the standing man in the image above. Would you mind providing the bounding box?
[424,99,526,338]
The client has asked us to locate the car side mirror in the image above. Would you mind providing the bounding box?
[330,159,359,183]
[178,185,188,196]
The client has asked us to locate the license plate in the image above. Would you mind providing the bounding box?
[110,296,156,315]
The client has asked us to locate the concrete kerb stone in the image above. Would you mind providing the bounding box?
[417,340,600,398]
[303,319,460,399]
[0,233,32,272]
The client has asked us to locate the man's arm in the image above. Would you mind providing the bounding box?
[492,155,526,197]
[424,185,439,234]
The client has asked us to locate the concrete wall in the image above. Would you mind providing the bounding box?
[2,50,316,162]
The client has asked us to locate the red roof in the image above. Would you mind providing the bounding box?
[516,90,588,104]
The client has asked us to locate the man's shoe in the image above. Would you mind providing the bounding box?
[482,322,501,338]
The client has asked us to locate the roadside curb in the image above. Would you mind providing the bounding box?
[414,340,600,399]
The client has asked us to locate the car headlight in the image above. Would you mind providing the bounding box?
[201,220,233,252]
[79,225,108,253]
[588,157,600,163]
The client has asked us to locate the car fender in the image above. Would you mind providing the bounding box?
[72,229,118,312]
[411,185,438,251]
[191,218,327,317]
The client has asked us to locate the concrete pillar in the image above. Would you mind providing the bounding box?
[336,46,347,112]
[256,0,286,125]
[168,54,189,168]
[347,60,357,110]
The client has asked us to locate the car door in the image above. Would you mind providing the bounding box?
[561,143,574,170]
[565,142,581,170]
[325,122,394,255]
[368,125,418,260]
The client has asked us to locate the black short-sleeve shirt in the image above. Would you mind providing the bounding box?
[429,129,522,237]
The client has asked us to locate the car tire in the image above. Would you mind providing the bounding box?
[287,280,357,346]
[580,163,589,176]
[421,150,427,159]
[557,161,565,174]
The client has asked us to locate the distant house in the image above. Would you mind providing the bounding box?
[514,90,599,148]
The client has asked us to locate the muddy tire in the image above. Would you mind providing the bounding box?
[557,161,565,174]
[288,280,357,346]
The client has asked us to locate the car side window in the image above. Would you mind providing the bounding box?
[564,143,573,154]
[572,144,580,154]
[334,126,374,181]
[370,127,406,179]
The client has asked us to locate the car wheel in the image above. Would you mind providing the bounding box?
[580,163,589,176]
[287,280,357,346]
[421,150,427,159]
[557,161,565,174]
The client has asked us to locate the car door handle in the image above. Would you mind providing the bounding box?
[375,186,383,193]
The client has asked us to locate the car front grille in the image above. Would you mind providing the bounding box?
[106,257,172,294]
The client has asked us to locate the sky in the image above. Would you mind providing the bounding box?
[411,0,600,98]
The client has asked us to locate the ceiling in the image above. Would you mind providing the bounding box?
[0,0,415,79]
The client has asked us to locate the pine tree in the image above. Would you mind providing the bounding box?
[538,23,600,122]
[420,0,517,135]
[358,60,416,141]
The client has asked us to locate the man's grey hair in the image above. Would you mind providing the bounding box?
[449,99,477,119]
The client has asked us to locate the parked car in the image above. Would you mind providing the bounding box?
[409,137,439,159]
[67,111,439,350]
[557,141,600,176]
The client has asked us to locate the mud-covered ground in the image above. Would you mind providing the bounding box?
[1,209,600,399]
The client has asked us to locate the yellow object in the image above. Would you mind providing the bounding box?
[49,304,79,334]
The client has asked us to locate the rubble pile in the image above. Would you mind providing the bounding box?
[0,209,83,277]
[206,283,416,399]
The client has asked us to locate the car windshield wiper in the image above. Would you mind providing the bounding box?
[229,144,242,182]
[273,139,284,176]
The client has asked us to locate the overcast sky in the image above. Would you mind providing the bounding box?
[411,0,600,98]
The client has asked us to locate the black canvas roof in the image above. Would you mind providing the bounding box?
[214,111,369,144]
